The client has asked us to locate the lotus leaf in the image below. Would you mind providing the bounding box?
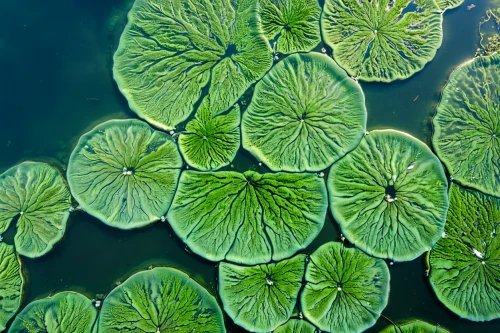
[301,242,390,333]
[67,119,182,230]
[434,0,464,10]
[259,0,321,54]
[274,319,317,333]
[167,170,327,264]
[429,184,500,321]
[9,291,97,333]
[242,53,366,172]
[328,129,449,261]
[432,54,500,197]
[97,267,225,332]
[0,243,23,331]
[113,0,273,130]
[0,161,71,258]
[218,254,306,332]
[379,319,450,333]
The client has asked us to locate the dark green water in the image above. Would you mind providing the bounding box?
[0,0,498,332]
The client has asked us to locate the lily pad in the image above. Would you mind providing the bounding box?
[242,52,366,172]
[0,161,71,258]
[218,254,306,332]
[429,184,500,321]
[114,0,273,130]
[328,130,449,261]
[0,243,23,332]
[97,267,225,332]
[379,319,450,333]
[300,242,390,333]
[432,54,500,197]
[274,319,317,333]
[67,119,183,230]
[259,0,321,53]
[9,291,97,333]
[167,170,327,264]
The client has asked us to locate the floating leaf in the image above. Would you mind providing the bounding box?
[379,319,450,333]
[0,243,23,332]
[274,319,317,333]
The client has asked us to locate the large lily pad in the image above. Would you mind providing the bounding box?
[242,52,366,172]
[218,254,306,332]
[379,319,450,333]
[9,291,97,333]
[300,242,390,333]
[97,267,225,332]
[0,161,71,258]
[328,130,449,262]
[167,170,327,264]
[259,0,321,54]
[0,243,23,332]
[114,0,273,130]
[429,184,500,321]
[274,319,317,333]
[432,54,500,197]
[67,119,183,230]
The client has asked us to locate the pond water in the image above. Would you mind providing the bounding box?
[0,0,499,332]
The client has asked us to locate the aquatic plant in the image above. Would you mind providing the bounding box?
[218,254,306,332]
[433,54,500,197]
[97,267,225,332]
[242,53,366,172]
[429,184,500,321]
[9,291,97,333]
[321,0,463,82]
[259,0,321,54]
[0,162,71,258]
[67,119,183,230]
[113,0,272,130]
[301,242,390,333]
[328,130,449,262]
[274,319,317,333]
[379,319,451,333]
[0,243,23,332]
[167,170,327,264]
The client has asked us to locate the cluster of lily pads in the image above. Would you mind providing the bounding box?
[1,0,499,332]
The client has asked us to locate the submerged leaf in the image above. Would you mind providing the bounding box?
[274,319,317,333]
[379,319,451,333]
[0,243,23,332]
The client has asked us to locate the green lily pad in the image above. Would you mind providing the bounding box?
[0,161,71,258]
[218,254,306,332]
[259,0,321,54]
[0,243,23,332]
[429,184,500,321]
[379,319,450,333]
[301,242,390,333]
[328,130,449,261]
[67,119,183,230]
[242,52,366,172]
[113,0,273,130]
[435,0,464,10]
[274,319,317,333]
[432,54,500,198]
[167,170,327,264]
[9,291,97,333]
[97,267,225,332]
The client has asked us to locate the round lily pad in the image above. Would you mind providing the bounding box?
[274,319,317,333]
[0,243,23,332]
[259,0,321,54]
[9,291,97,333]
[0,161,71,258]
[432,54,500,197]
[114,0,273,130]
[97,267,225,332]
[328,129,449,262]
[242,52,366,172]
[300,242,390,333]
[167,170,327,264]
[379,319,450,333]
[218,254,306,332]
[429,184,500,321]
[67,119,183,230]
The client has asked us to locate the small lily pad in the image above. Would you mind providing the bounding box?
[0,243,23,332]
[274,319,317,333]
[379,319,450,333]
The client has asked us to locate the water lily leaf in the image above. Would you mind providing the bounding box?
[67,119,183,230]
[328,129,449,261]
[301,242,390,333]
[259,0,321,53]
[379,319,451,333]
[114,0,272,130]
[242,52,366,172]
[167,170,327,264]
[429,184,500,321]
[97,267,226,333]
[434,0,464,10]
[274,319,317,333]
[9,291,97,333]
[218,254,306,332]
[0,243,23,332]
[0,162,71,258]
[432,54,500,198]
